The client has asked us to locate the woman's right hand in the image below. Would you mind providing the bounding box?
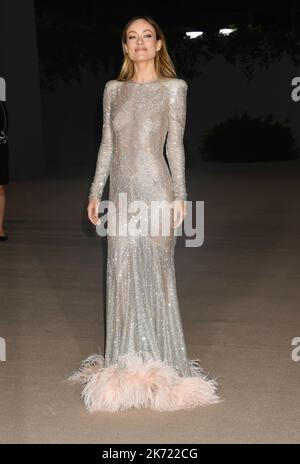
[87,198,101,225]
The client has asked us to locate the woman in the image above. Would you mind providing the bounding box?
[67,15,222,412]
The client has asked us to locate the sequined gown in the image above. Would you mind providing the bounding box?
[67,77,221,412]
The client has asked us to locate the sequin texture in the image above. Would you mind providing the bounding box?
[67,78,222,412]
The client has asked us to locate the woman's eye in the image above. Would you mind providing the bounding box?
[128,34,152,40]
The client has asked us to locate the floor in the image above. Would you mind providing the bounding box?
[0,160,300,443]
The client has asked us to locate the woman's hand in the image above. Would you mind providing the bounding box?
[87,198,101,225]
[172,199,187,229]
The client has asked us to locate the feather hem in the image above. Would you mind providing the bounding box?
[66,350,223,412]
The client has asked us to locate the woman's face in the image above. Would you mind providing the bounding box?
[124,19,161,63]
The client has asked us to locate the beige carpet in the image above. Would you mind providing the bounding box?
[0,160,300,443]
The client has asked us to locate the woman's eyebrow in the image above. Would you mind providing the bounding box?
[127,29,153,34]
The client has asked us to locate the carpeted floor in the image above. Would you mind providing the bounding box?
[0,160,299,443]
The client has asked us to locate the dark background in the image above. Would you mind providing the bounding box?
[1,0,300,180]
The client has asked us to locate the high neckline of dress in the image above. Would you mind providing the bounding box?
[127,77,161,85]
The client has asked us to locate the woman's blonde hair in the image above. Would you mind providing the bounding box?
[117,15,177,82]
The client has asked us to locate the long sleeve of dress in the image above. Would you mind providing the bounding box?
[165,79,188,201]
[89,81,114,202]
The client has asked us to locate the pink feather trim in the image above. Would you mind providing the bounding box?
[66,351,223,412]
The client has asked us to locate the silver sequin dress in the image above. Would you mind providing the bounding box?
[67,77,222,412]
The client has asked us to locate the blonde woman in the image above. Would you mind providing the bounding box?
[67,15,222,412]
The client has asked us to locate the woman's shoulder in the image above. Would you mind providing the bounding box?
[164,78,188,100]
[104,79,119,90]
[163,77,188,89]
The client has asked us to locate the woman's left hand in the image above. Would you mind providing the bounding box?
[172,199,187,229]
